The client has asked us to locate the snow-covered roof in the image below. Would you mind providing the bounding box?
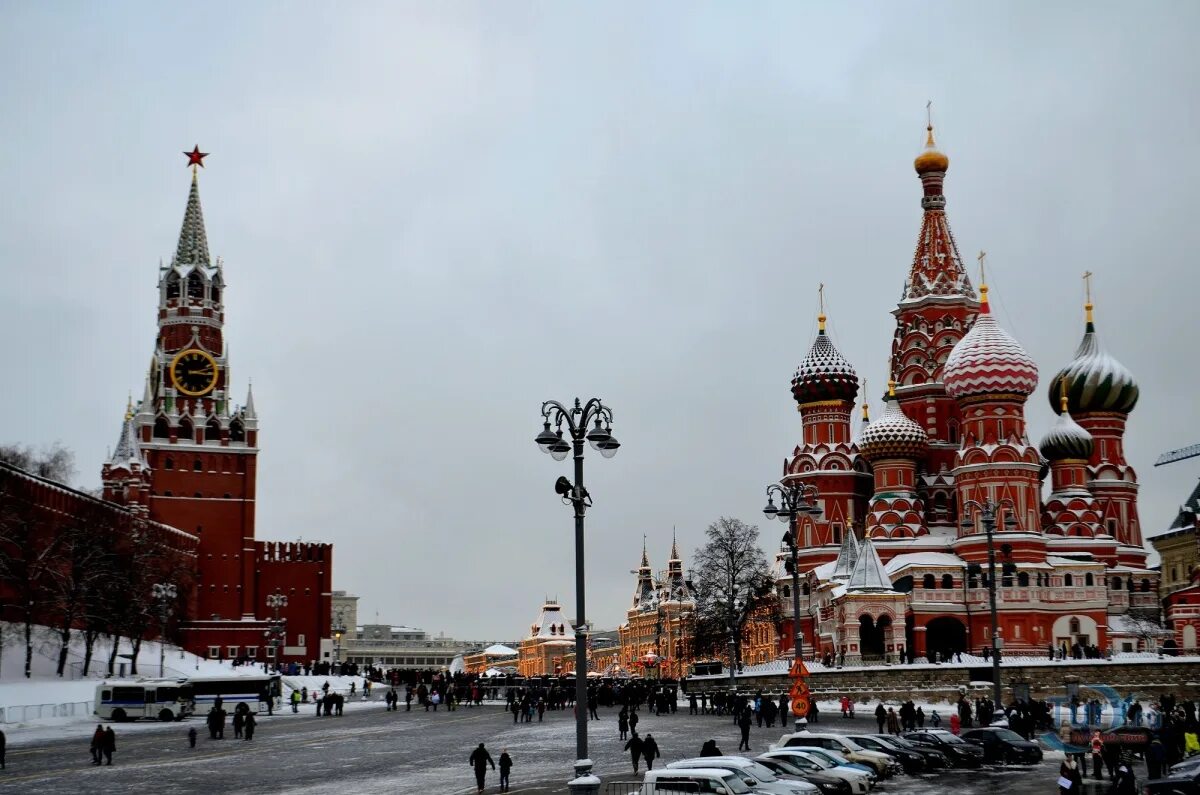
[1047,555,1103,568]
[883,552,965,573]
[483,644,517,656]
[830,531,860,580]
[846,538,895,592]
[530,602,571,639]
[1107,614,1171,636]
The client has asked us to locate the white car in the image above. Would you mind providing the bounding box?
[774,732,900,778]
[667,757,819,794]
[759,749,873,794]
[634,767,755,794]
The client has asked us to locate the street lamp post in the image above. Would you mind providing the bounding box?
[151,582,177,677]
[763,481,823,668]
[265,590,288,673]
[535,397,619,789]
[960,498,1017,715]
[333,609,346,671]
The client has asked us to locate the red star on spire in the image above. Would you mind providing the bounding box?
[184,145,208,168]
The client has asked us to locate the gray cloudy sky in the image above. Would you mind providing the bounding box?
[2,2,1197,640]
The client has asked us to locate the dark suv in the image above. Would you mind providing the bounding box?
[959,727,1043,765]
[901,730,985,768]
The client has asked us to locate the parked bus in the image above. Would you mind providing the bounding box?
[186,674,282,714]
[94,678,194,722]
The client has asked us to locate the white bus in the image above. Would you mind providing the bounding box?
[94,679,195,722]
[186,674,282,714]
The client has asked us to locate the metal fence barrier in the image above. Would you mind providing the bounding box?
[0,700,93,724]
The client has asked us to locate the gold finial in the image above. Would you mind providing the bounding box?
[1059,377,1069,414]
[977,250,990,306]
[1082,270,1094,324]
[817,283,827,332]
[887,379,896,398]
[925,100,935,145]
[861,379,870,420]
[124,393,134,420]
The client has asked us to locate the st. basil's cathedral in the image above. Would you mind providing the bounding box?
[771,122,1160,665]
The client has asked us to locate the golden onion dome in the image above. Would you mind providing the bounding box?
[914,124,949,174]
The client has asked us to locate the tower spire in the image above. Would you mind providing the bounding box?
[1083,270,1095,328]
[174,152,211,267]
[670,527,680,561]
[817,283,826,332]
[977,250,990,313]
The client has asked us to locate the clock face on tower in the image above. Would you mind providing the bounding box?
[170,349,219,396]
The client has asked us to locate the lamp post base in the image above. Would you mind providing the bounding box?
[568,759,599,795]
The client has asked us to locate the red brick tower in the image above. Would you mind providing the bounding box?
[889,123,980,533]
[858,381,930,539]
[127,169,261,625]
[785,303,872,568]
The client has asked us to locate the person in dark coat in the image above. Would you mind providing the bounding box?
[875,703,887,734]
[629,711,640,734]
[102,726,116,766]
[1109,759,1137,794]
[468,743,495,793]
[244,713,256,741]
[91,724,105,764]
[642,734,660,771]
[624,731,644,773]
[232,710,245,739]
[1147,737,1167,780]
[1058,755,1083,794]
[738,709,752,751]
[498,749,513,793]
[618,709,629,740]
[187,727,197,748]
[700,740,722,757]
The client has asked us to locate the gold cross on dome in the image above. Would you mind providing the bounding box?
[1082,270,1093,303]
[977,250,987,284]
[926,100,933,128]
[818,282,825,314]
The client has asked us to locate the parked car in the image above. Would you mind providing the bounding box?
[758,751,871,795]
[758,749,873,792]
[865,735,949,769]
[1142,768,1200,794]
[667,757,819,794]
[901,730,985,768]
[845,735,926,773]
[775,732,901,778]
[632,768,754,794]
[755,755,853,795]
[959,727,1043,765]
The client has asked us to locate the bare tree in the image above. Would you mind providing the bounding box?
[0,443,75,483]
[690,517,775,669]
[45,503,117,676]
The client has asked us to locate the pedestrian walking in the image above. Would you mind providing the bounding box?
[90,724,105,765]
[1091,730,1104,780]
[875,703,887,734]
[291,690,301,713]
[102,726,116,766]
[886,707,901,736]
[1110,759,1137,794]
[916,707,925,728]
[244,713,256,741]
[187,727,197,748]
[618,709,629,741]
[738,709,752,751]
[499,749,513,793]
[625,731,644,773]
[930,710,941,728]
[700,740,722,757]
[232,710,245,739]
[468,742,495,793]
[629,710,639,734]
[642,733,660,771]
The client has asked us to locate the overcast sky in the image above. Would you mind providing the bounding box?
[2,2,1197,640]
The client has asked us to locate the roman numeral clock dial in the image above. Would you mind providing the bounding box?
[170,348,219,396]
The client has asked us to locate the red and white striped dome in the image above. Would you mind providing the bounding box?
[944,287,1039,400]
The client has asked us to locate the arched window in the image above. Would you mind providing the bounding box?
[164,457,174,470]
[177,418,193,442]
[1017,572,1030,587]
[923,574,936,590]
[210,277,222,304]
[1085,573,1095,586]
[153,417,171,439]
[205,417,221,443]
[802,584,810,596]
[1112,577,1123,590]
[193,458,202,471]
[1069,617,1081,635]
[1064,573,1074,587]
[941,574,954,590]
[831,523,842,544]
[947,421,959,445]
[187,271,205,301]
[1141,579,1151,593]
[230,419,245,443]
[781,585,790,599]
[165,271,181,299]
